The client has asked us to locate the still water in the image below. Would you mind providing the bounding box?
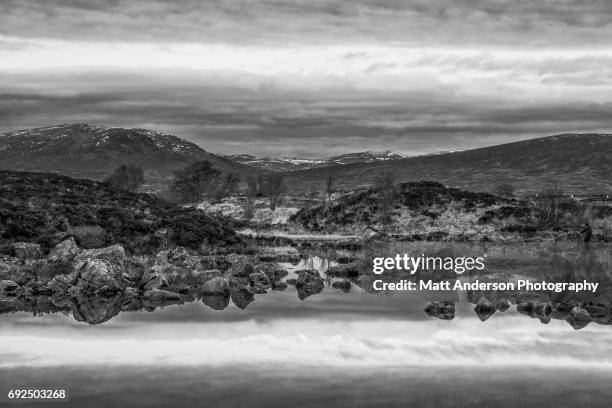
[1,257,612,407]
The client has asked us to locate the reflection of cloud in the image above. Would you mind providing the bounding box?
[1,312,612,369]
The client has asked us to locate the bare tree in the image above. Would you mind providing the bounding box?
[531,187,566,227]
[171,160,221,203]
[264,173,286,210]
[375,172,397,225]
[105,164,145,193]
[326,175,334,204]
[215,172,240,202]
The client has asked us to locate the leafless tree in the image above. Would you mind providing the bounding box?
[264,173,286,210]
[375,171,397,225]
[215,172,240,202]
[105,164,145,193]
[171,160,221,203]
[326,175,334,204]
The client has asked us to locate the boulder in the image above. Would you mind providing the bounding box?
[13,242,42,260]
[424,301,455,320]
[272,281,288,291]
[0,279,19,296]
[187,269,222,284]
[331,279,352,293]
[48,238,79,263]
[256,263,288,282]
[140,268,169,291]
[74,244,126,266]
[74,259,122,293]
[201,277,230,295]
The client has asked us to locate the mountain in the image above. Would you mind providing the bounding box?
[227,150,407,172]
[283,134,612,194]
[0,124,260,191]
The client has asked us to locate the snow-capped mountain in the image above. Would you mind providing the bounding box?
[227,150,407,172]
[0,123,257,184]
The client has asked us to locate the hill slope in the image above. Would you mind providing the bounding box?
[0,170,240,253]
[284,134,612,194]
[0,124,261,190]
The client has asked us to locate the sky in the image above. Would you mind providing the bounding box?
[1,0,612,157]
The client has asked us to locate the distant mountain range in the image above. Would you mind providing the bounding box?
[283,134,612,194]
[1,124,610,195]
[0,124,258,190]
[227,151,407,172]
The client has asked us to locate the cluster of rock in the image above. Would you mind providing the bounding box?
[0,239,322,324]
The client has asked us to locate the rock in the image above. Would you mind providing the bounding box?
[13,242,42,260]
[230,263,255,278]
[48,237,79,263]
[201,277,230,295]
[326,262,362,278]
[225,253,250,265]
[295,269,324,300]
[187,269,222,284]
[74,244,126,266]
[425,301,455,320]
[140,269,169,291]
[332,280,352,293]
[155,246,199,269]
[248,272,271,294]
[474,297,496,321]
[74,259,122,293]
[0,279,19,295]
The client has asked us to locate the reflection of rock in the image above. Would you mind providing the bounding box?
[202,293,230,310]
[47,238,79,263]
[332,280,352,293]
[256,263,288,282]
[230,282,255,309]
[566,306,593,330]
[552,302,574,320]
[248,272,271,294]
[74,245,126,266]
[518,300,553,324]
[425,301,455,320]
[326,262,362,278]
[71,294,123,325]
[143,289,182,305]
[295,269,324,300]
[474,297,496,321]
[272,281,288,291]
[583,300,612,325]
[13,242,42,260]
[286,278,297,286]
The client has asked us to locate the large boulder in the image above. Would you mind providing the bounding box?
[13,242,42,260]
[140,268,170,291]
[74,245,126,266]
[47,238,79,263]
[74,259,122,293]
[201,277,230,295]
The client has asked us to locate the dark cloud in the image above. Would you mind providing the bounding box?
[2,0,612,46]
[1,69,611,157]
